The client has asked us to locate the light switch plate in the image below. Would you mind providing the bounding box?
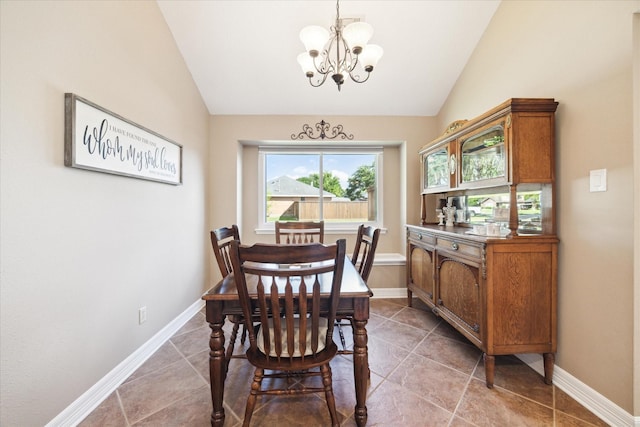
[589,169,607,192]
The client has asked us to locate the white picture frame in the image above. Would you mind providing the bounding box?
[64,93,182,185]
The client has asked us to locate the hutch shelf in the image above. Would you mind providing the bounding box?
[406,98,558,388]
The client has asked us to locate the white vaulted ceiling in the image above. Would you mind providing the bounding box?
[157,0,500,116]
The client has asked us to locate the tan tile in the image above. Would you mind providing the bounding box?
[220,357,264,417]
[366,313,389,331]
[78,392,127,427]
[555,388,609,426]
[409,297,431,311]
[173,311,207,337]
[388,353,469,412]
[367,335,410,377]
[81,310,605,427]
[391,305,441,331]
[413,333,482,375]
[171,324,211,358]
[124,342,183,383]
[339,414,358,427]
[294,353,384,418]
[248,393,342,426]
[456,378,554,426]
[187,346,250,387]
[366,380,454,426]
[131,384,212,426]
[370,298,405,318]
[473,354,553,407]
[118,358,207,424]
[555,410,604,427]
[449,415,479,427]
[187,348,211,383]
[431,318,472,344]
[369,319,427,351]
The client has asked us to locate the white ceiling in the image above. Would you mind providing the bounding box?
[157,1,500,117]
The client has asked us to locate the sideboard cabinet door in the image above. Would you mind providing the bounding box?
[436,257,481,346]
[408,246,435,304]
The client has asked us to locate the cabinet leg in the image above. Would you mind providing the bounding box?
[483,354,495,388]
[407,289,413,307]
[543,353,555,385]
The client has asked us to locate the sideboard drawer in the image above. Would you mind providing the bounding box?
[436,237,482,260]
[408,229,436,245]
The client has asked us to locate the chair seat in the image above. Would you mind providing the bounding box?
[257,317,329,357]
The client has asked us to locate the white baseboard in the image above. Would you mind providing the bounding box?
[372,253,405,266]
[516,354,635,426]
[47,291,638,427]
[369,287,407,299]
[46,300,205,427]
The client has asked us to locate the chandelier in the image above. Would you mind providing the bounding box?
[297,0,383,91]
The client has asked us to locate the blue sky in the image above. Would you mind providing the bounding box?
[266,153,375,188]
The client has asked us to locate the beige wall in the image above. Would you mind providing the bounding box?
[208,115,439,285]
[0,1,210,425]
[438,1,639,413]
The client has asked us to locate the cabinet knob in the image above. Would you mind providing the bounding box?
[451,242,459,250]
[418,233,423,240]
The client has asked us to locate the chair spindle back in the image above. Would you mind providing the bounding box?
[351,224,380,283]
[210,224,240,277]
[275,221,324,244]
[230,240,345,363]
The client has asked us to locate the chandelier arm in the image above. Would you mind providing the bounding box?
[313,41,336,75]
[348,71,371,84]
[334,29,343,77]
[308,72,330,88]
[343,48,359,73]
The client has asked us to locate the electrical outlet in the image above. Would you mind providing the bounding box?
[138,306,147,324]
[590,169,607,192]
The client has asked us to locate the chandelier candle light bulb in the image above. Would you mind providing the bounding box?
[297,0,383,91]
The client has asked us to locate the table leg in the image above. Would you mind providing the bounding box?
[206,301,227,427]
[352,298,369,427]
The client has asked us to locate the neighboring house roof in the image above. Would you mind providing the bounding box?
[267,175,334,198]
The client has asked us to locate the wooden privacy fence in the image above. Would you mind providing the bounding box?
[270,200,370,221]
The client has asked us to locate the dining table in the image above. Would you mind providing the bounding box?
[202,255,373,427]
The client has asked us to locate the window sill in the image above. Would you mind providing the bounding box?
[255,226,388,235]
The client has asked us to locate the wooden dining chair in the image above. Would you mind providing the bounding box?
[337,224,381,353]
[229,239,346,427]
[351,224,381,282]
[275,220,324,244]
[210,224,246,363]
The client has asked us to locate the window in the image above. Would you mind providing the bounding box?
[259,147,382,229]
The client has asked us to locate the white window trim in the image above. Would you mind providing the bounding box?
[257,146,384,232]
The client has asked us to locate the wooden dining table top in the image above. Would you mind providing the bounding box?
[202,256,373,301]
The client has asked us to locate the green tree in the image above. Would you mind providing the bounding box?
[297,172,344,197]
[346,163,375,201]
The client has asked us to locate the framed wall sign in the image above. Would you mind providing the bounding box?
[64,93,183,185]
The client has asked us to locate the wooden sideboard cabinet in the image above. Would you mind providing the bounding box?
[408,98,558,388]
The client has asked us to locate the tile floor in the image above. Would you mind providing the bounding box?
[80,298,609,426]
